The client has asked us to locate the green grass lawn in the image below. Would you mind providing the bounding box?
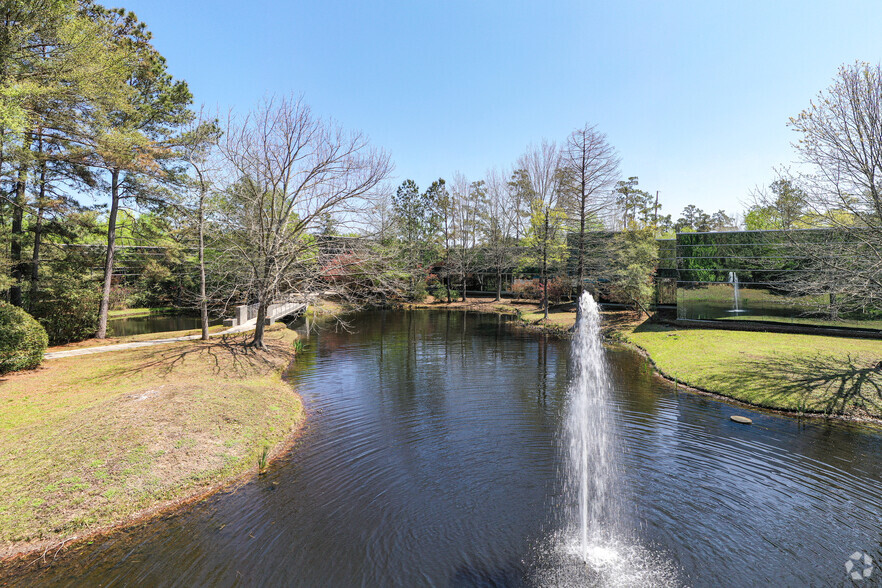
[623,321,882,418]
[716,313,882,331]
[0,325,303,556]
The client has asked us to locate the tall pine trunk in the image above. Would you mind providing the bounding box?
[97,169,120,338]
[9,162,27,306]
[29,157,47,310]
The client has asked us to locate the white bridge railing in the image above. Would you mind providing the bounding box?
[226,300,307,327]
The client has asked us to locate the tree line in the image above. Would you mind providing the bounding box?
[8,2,875,350]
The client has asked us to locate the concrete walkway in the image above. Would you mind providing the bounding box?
[44,327,247,360]
[45,309,300,360]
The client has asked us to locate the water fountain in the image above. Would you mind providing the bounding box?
[565,291,618,562]
[727,271,746,313]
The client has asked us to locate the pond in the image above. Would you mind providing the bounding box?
[107,314,221,337]
[11,310,882,586]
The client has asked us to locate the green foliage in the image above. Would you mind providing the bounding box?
[430,284,449,301]
[745,179,808,230]
[606,228,658,312]
[257,444,270,473]
[519,200,568,274]
[615,176,655,227]
[410,280,428,302]
[30,264,100,345]
[392,179,440,248]
[0,302,48,373]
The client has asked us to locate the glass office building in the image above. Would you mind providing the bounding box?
[675,229,882,330]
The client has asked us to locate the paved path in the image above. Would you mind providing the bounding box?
[44,304,306,360]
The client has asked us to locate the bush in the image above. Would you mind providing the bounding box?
[0,303,48,373]
[30,271,100,345]
[511,278,541,300]
[410,280,428,302]
[431,285,448,301]
[546,276,573,304]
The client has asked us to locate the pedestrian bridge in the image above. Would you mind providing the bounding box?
[224,301,307,330]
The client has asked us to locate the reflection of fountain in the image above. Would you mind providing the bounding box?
[727,271,747,313]
[565,291,617,561]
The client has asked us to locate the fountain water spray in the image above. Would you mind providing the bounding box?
[727,271,745,313]
[565,291,618,562]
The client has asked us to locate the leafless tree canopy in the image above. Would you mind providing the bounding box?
[559,124,621,291]
[217,95,392,347]
[517,139,562,207]
[775,64,882,312]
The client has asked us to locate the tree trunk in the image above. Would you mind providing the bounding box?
[495,267,502,301]
[97,168,120,339]
[29,162,47,310]
[445,247,452,303]
[29,134,48,310]
[9,162,27,307]
[251,300,268,349]
[543,208,549,321]
[198,190,209,340]
[578,199,586,296]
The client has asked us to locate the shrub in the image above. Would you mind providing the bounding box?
[0,303,48,373]
[546,276,573,304]
[411,280,428,302]
[30,270,100,345]
[511,278,541,300]
[430,285,448,301]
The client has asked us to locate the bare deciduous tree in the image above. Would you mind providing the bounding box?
[218,96,391,348]
[559,124,620,294]
[449,173,484,301]
[481,168,518,301]
[517,139,561,207]
[178,113,221,340]
[769,62,882,317]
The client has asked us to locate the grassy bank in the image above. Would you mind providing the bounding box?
[107,307,178,319]
[623,321,882,419]
[406,296,580,334]
[0,324,304,559]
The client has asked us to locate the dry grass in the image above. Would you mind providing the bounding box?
[0,325,304,556]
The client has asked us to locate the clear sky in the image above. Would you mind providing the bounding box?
[122,0,882,220]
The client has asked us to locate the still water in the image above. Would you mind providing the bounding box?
[107,314,220,337]
[10,310,882,586]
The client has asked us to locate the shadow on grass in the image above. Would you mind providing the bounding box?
[626,318,882,417]
[738,352,882,416]
[98,333,287,383]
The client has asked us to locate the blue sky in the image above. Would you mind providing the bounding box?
[126,0,882,220]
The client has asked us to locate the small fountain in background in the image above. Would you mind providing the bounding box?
[727,271,746,313]
[565,291,618,562]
